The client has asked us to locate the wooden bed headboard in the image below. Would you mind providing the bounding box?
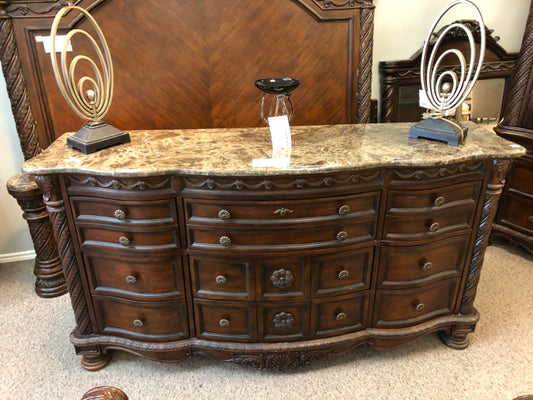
[1,0,375,158]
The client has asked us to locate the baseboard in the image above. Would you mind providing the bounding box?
[0,250,36,264]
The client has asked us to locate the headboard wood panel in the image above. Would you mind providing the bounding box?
[1,0,375,155]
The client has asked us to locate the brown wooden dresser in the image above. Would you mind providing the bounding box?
[23,123,524,370]
[492,1,533,253]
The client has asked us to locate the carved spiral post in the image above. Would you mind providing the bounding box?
[440,159,511,348]
[357,1,375,124]
[35,175,110,369]
[1,2,66,297]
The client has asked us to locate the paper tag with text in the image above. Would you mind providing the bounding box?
[268,115,292,152]
[419,89,433,109]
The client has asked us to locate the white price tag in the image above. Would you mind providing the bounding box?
[419,89,433,109]
[268,115,292,152]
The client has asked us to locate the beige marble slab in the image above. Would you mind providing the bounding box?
[22,122,525,177]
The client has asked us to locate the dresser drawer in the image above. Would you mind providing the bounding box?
[258,301,310,341]
[378,235,469,288]
[84,252,185,299]
[506,162,533,197]
[188,219,376,250]
[78,225,179,249]
[311,293,368,338]
[93,297,189,342]
[71,196,177,226]
[383,206,475,240]
[194,300,256,341]
[372,279,459,328]
[190,255,254,300]
[257,257,308,300]
[387,181,481,212]
[496,194,533,235]
[311,247,373,296]
[185,191,380,222]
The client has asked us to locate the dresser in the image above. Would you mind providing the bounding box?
[23,123,524,370]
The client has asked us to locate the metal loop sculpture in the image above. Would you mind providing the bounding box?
[48,5,129,154]
[409,0,485,146]
[420,0,486,115]
[50,5,113,122]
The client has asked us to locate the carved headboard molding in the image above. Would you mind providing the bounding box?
[379,19,518,123]
[1,0,375,157]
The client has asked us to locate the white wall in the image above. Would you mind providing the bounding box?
[0,0,530,257]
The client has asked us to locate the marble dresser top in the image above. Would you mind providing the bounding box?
[22,122,525,177]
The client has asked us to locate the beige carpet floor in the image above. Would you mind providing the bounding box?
[0,241,531,400]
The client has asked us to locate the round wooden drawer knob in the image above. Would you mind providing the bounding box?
[219,236,232,247]
[125,275,137,285]
[133,319,144,328]
[114,209,127,220]
[336,312,347,321]
[119,236,131,247]
[215,275,227,286]
[219,318,230,328]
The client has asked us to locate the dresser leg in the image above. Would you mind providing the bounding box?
[439,319,478,350]
[80,349,113,371]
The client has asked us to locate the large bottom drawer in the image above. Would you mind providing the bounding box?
[93,296,190,342]
[372,278,459,328]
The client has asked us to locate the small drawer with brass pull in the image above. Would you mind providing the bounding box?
[194,300,255,341]
[259,301,309,341]
[311,293,368,338]
[84,253,184,298]
[71,196,177,225]
[373,278,459,328]
[93,297,189,341]
[312,247,373,296]
[77,226,179,249]
[377,235,468,288]
[258,257,307,299]
[184,191,380,222]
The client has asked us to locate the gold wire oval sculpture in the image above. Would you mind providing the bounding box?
[50,5,114,122]
[420,0,485,114]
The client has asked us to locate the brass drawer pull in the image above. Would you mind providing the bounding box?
[415,303,425,312]
[219,318,230,328]
[422,262,433,272]
[219,236,232,247]
[125,275,137,285]
[336,231,348,241]
[429,222,440,232]
[272,312,295,331]
[434,196,445,207]
[215,275,227,286]
[274,208,294,217]
[271,268,294,289]
[218,209,231,220]
[528,216,533,224]
[114,209,127,220]
[338,205,351,216]
[133,319,144,328]
[118,236,131,247]
[336,312,347,321]
[337,269,350,280]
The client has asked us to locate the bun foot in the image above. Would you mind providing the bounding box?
[439,331,470,349]
[81,386,128,400]
[81,350,112,371]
